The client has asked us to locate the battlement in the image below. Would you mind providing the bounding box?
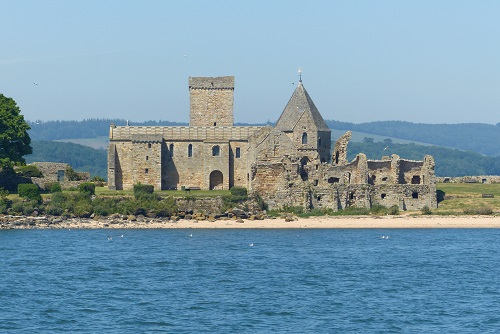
[189,76,234,90]
[110,126,264,142]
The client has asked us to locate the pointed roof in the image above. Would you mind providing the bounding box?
[274,81,330,132]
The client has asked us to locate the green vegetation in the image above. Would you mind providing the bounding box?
[269,203,400,218]
[17,183,42,203]
[435,183,500,215]
[15,165,43,178]
[78,182,96,195]
[0,94,32,166]
[25,141,107,179]
[133,183,155,199]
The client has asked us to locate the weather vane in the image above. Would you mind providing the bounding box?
[298,67,302,82]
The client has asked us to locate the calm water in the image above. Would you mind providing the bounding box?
[1,228,500,333]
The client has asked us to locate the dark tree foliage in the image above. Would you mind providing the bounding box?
[0,94,32,165]
[24,141,107,179]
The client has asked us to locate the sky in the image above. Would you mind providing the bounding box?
[1,0,499,125]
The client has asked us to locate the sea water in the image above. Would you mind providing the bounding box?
[1,228,500,333]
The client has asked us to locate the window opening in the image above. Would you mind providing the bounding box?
[212,145,220,156]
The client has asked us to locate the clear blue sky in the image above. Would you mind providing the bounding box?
[1,0,499,124]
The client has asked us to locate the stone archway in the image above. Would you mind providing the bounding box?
[209,170,224,190]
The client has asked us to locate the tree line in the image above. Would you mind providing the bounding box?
[328,120,500,156]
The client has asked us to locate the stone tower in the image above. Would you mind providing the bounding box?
[189,76,234,126]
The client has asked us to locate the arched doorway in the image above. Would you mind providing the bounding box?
[210,170,224,190]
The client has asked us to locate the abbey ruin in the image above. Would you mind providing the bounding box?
[108,76,437,211]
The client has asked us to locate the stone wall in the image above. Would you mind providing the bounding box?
[436,175,500,184]
[30,162,90,190]
[189,76,234,127]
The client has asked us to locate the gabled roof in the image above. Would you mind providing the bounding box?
[274,81,330,132]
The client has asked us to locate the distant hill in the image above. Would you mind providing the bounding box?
[28,119,186,141]
[28,119,500,156]
[328,120,500,156]
[25,141,107,178]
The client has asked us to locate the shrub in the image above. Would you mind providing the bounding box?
[133,183,154,199]
[50,183,62,193]
[155,196,178,217]
[282,205,304,215]
[230,186,248,201]
[16,165,43,178]
[339,206,370,216]
[370,204,388,215]
[463,206,493,215]
[92,197,119,216]
[78,182,96,195]
[18,183,42,203]
[65,166,80,181]
[387,205,400,215]
[45,204,63,216]
[421,205,432,215]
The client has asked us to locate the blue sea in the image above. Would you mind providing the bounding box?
[1,228,500,333]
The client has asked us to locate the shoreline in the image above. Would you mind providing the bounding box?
[2,214,500,229]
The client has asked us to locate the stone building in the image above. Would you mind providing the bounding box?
[108,76,437,211]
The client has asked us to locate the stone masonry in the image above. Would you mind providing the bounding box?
[108,76,437,211]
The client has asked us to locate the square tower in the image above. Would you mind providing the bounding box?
[189,76,234,126]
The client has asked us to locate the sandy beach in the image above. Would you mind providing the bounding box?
[3,214,500,229]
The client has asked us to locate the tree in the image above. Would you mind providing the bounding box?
[0,94,32,166]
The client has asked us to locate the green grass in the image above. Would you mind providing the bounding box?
[435,182,500,215]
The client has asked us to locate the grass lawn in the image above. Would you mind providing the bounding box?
[435,182,500,214]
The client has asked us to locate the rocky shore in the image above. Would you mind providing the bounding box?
[3,213,500,229]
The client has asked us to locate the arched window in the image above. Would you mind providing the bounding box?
[169,144,174,157]
[212,145,220,156]
[302,132,308,144]
[235,147,241,158]
[188,144,193,157]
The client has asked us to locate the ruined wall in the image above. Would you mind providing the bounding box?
[332,131,351,165]
[436,175,500,184]
[189,76,234,126]
[31,162,90,189]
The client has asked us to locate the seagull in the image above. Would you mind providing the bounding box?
[188,233,193,237]
[33,82,38,86]
[249,243,254,247]
[107,236,113,241]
